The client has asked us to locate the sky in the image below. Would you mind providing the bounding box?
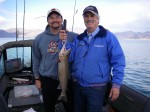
[0,0,150,33]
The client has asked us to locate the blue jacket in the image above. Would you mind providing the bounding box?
[69,26,126,87]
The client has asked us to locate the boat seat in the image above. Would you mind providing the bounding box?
[0,93,9,112]
[8,85,43,111]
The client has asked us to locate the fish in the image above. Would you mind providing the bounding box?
[58,44,70,102]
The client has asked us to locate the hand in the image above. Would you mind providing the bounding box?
[35,79,42,91]
[59,30,67,42]
[109,87,120,101]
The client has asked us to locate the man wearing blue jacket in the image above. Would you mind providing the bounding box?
[32,8,77,112]
[60,5,125,112]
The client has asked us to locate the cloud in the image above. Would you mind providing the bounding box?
[108,15,150,32]
[0,16,8,29]
[0,16,5,21]
[0,16,7,27]
[98,1,150,32]
[0,15,16,30]
[1,0,150,32]
[0,0,5,3]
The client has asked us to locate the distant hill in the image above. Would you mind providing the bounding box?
[115,31,150,39]
[0,29,16,37]
[0,29,150,39]
[0,28,43,38]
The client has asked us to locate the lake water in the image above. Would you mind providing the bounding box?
[0,38,150,97]
[120,39,150,97]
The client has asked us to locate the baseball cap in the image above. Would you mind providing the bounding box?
[83,5,99,18]
[47,8,62,18]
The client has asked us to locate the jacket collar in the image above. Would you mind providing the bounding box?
[77,25,107,40]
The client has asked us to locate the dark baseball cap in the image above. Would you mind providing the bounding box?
[83,5,99,18]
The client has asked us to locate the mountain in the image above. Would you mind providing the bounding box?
[0,29,16,37]
[0,28,43,38]
[115,31,150,39]
[0,29,150,39]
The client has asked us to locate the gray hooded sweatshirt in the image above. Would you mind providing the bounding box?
[32,25,78,79]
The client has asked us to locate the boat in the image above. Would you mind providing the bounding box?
[0,39,44,112]
[0,39,149,112]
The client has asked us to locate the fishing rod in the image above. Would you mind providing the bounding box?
[23,0,25,41]
[16,0,18,41]
[72,0,78,32]
[22,0,26,68]
[15,0,20,69]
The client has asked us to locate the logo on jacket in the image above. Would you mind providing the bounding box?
[78,42,85,46]
[47,41,59,54]
[94,44,104,47]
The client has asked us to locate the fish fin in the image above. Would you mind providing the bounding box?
[58,93,67,102]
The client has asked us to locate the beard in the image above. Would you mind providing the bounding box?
[50,22,61,29]
[51,26,60,30]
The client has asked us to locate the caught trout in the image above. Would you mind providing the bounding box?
[58,44,70,102]
[58,19,69,102]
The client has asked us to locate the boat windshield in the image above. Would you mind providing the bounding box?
[6,47,32,68]
[0,46,32,78]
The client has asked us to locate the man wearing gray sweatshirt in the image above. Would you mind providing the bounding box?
[32,8,77,112]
